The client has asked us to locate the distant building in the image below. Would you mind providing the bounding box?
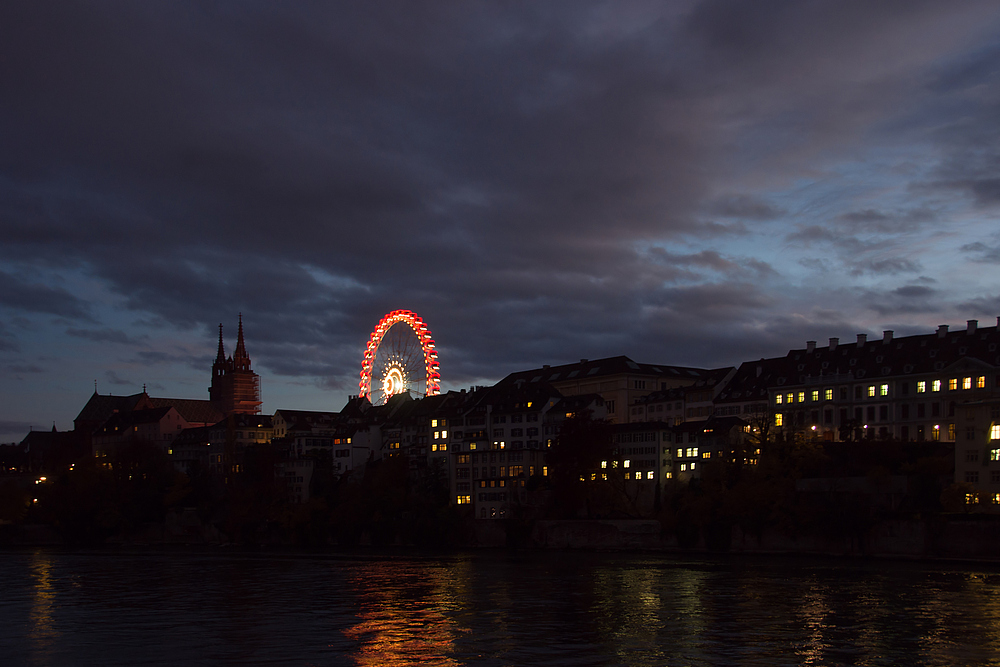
[502,356,716,423]
[209,314,262,416]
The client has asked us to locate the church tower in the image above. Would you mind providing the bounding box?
[209,314,262,415]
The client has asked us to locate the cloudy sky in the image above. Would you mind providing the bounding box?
[3,1,1000,440]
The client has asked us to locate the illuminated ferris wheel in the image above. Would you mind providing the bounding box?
[360,310,441,405]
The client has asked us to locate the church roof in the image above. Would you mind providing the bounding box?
[74,392,148,426]
[147,397,223,425]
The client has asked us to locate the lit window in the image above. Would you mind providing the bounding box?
[680,463,687,472]
[690,462,697,470]
[949,378,958,391]
[775,413,783,427]
[825,388,833,401]
[811,390,819,402]
[433,431,440,440]
[991,449,1000,461]
[601,473,607,480]
[933,380,942,392]
[665,472,673,479]
[798,392,805,403]
[949,424,956,440]
[442,430,448,439]
[787,393,794,404]
[917,381,926,393]
[993,494,1000,505]
[880,384,888,397]
[601,460,607,469]
[431,419,438,428]
[431,444,439,452]
[978,376,986,389]
[933,425,940,441]
[676,448,683,457]
[634,472,641,480]
[868,386,876,397]
[702,451,711,459]
[624,460,631,468]
[963,377,972,390]
[542,466,548,476]
[647,471,654,479]
[992,425,1000,440]
[456,495,471,504]
[966,493,978,505]
[775,394,783,405]
[440,443,447,452]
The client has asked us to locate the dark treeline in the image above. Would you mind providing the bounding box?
[0,415,970,548]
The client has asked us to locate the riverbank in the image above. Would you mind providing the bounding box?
[6,514,1000,562]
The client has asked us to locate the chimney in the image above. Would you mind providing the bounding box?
[580,359,588,363]
[806,341,816,353]
[542,364,550,369]
[937,324,948,338]
[829,337,838,351]
[883,330,893,344]
[857,333,866,348]
[968,319,978,335]
[756,365,762,377]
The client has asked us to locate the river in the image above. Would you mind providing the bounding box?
[2,549,1000,666]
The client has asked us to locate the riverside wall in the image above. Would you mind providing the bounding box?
[528,517,1000,560]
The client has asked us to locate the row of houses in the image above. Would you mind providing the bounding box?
[14,317,1000,516]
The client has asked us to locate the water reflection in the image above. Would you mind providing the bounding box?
[28,550,60,665]
[344,560,465,666]
[6,552,1000,666]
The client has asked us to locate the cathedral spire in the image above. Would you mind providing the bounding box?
[216,323,226,363]
[233,313,250,369]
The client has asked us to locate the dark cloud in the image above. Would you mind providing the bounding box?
[0,1,999,426]
[958,295,1000,317]
[105,370,133,387]
[707,194,784,220]
[6,364,43,374]
[865,285,940,316]
[66,328,145,345]
[894,285,935,298]
[849,257,922,277]
[133,350,211,371]
[0,271,90,320]
[837,207,937,233]
[961,240,1000,263]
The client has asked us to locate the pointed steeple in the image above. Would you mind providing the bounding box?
[233,313,250,370]
[215,323,226,363]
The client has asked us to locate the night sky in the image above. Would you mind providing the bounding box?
[3,1,1000,440]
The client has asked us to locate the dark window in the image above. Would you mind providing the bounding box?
[932,403,940,417]
[901,404,910,419]
[917,404,926,418]
[879,405,888,421]
[867,406,875,421]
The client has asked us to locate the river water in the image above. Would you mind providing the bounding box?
[3,548,1000,666]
